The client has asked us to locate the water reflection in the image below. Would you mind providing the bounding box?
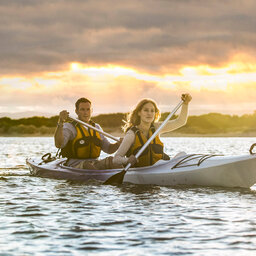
[1,137,256,255]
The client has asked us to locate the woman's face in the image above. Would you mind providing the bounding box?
[138,102,156,124]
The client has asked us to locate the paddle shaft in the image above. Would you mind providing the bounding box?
[124,100,184,171]
[69,116,119,142]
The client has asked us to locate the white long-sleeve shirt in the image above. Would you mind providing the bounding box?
[113,104,189,165]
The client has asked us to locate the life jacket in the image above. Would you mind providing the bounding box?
[60,121,102,159]
[126,125,167,167]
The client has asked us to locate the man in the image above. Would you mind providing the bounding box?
[54,97,122,169]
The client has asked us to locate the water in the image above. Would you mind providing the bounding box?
[1,137,256,255]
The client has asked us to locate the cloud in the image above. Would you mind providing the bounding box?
[1,0,256,75]
[1,0,256,116]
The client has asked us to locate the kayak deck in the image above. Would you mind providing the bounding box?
[26,154,256,188]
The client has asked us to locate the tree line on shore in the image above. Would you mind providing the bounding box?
[0,111,256,136]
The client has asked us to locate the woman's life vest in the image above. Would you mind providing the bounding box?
[126,125,169,167]
[61,121,102,159]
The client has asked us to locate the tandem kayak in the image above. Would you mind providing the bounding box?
[26,153,256,188]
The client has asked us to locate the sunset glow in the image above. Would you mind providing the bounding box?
[1,1,256,117]
[68,60,256,92]
[2,60,256,92]
[1,59,256,115]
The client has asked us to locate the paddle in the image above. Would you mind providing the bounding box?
[69,116,119,142]
[104,99,184,185]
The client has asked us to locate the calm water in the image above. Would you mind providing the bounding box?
[1,137,256,256]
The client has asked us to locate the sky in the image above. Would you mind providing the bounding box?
[1,0,256,117]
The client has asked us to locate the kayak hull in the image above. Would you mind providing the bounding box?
[26,154,256,188]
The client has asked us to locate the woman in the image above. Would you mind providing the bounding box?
[113,93,192,167]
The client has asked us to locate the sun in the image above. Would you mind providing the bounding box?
[70,62,83,71]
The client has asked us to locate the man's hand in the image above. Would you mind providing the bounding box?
[59,110,69,124]
[55,110,69,148]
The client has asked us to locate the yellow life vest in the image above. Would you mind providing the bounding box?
[61,121,102,159]
[126,126,164,167]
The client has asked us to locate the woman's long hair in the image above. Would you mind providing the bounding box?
[122,98,161,133]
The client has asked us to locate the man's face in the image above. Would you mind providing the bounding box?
[75,102,92,122]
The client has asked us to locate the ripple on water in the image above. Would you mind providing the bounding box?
[1,137,256,255]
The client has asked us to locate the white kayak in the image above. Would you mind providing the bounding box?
[26,153,256,188]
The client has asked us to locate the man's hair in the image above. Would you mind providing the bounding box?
[75,98,91,110]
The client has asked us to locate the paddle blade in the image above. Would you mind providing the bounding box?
[103,170,126,185]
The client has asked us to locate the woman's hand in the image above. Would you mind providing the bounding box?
[127,155,138,166]
[181,93,192,104]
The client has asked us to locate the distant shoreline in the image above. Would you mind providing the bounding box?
[164,132,256,138]
[1,112,256,138]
